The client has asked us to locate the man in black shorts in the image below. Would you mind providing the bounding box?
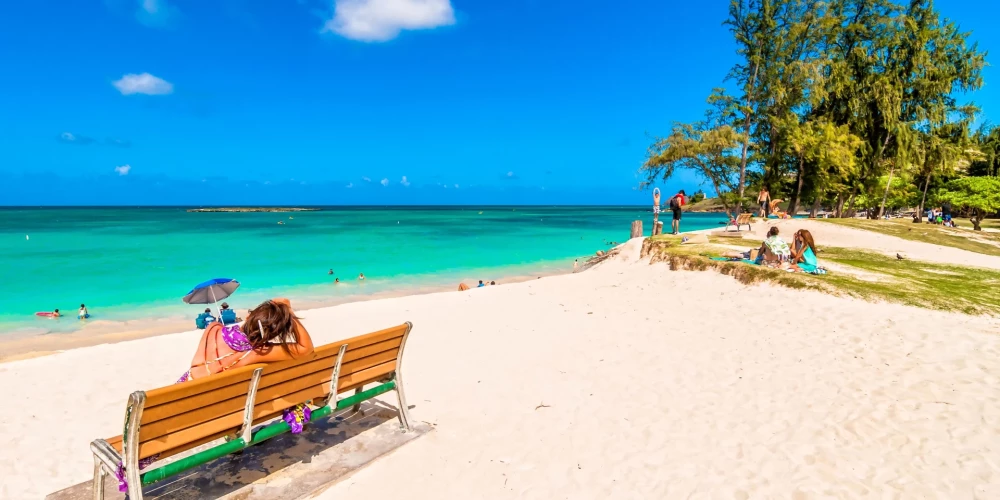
[669,189,686,235]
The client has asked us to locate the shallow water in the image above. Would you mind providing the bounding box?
[0,206,726,335]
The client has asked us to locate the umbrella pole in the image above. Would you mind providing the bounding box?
[211,288,222,321]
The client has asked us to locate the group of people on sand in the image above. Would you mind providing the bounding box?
[328,269,365,283]
[654,189,687,234]
[730,226,823,273]
[194,302,241,329]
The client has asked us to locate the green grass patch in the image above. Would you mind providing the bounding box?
[819,218,1000,258]
[642,238,1000,316]
[820,248,1000,315]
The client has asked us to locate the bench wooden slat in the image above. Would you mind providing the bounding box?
[105,323,410,463]
[141,324,406,409]
[145,365,260,408]
[139,339,404,438]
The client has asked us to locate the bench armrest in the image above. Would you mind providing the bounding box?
[91,439,122,471]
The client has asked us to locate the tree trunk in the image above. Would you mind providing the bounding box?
[788,156,804,217]
[878,163,895,220]
[835,193,846,218]
[630,220,643,239]
[845,190,858,218]
[736,60,759,217]
[810,195,821,218]
[917,171,932,222]
[971,210,982,231]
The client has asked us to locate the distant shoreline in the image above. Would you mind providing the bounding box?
[186,207,322,213]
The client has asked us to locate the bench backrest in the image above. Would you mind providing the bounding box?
[736,213,752,223]
[109,323,411,460]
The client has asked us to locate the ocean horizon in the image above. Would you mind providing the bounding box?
[0,206,727,337]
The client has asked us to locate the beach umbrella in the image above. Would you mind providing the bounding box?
[183,278,240,305]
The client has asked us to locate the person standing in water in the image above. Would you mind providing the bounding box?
[78,304,89,320]
[358,273,365,281]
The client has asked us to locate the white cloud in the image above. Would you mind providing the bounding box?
[136,0,179,28]
[380,178,389,186]
[346,182,354,188]
[400,175,410,187]
[322,0,455,42]
[114,164,131,176]
[362,176,372,182]
[112,73,174,95]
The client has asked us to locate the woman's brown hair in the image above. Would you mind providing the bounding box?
[768,226,779,237]
[796,229,816,254]
[243,300,300,354]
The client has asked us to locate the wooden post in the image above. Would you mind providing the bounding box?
[630,220,643,239]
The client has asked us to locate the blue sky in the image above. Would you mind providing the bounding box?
[1,0,997,205]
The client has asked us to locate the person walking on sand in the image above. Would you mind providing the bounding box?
[574,258,579,272]
[758,187,771,218]
[668,190,686,235]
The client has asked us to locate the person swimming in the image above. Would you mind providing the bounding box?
[328,269,334,275]
[52,308,61,318]
[358,273,365,280]
[335,277,340,283]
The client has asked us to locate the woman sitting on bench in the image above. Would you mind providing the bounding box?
[179,298,315,382]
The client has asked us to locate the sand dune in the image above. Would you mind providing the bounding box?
[2,242,1000,498]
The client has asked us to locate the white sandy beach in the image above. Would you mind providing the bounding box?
[3,222,1000,498]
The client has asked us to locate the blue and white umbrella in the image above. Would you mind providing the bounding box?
[183,278,240,305]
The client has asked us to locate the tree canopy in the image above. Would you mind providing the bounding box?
[641,0,988,222]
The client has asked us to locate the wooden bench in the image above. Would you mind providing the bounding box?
[725,213,753,232]
[89,322,414,500]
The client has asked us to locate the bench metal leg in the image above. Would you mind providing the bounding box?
[393,372,412,432]
[352,387,363,413]
[394,321,414,432]
[92,455,107,500]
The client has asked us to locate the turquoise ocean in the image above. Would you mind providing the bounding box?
[0,207,726,337]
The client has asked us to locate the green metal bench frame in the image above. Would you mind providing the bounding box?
[89,322,413,500]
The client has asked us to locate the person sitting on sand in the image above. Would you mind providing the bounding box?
[220,302,238,325]
[757,226,791,264]
[789,229,820,271]
[478,280,485,288]
[195,308,215,329]
[180,298,315,382]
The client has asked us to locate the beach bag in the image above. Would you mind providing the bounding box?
[668,195,681,210]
